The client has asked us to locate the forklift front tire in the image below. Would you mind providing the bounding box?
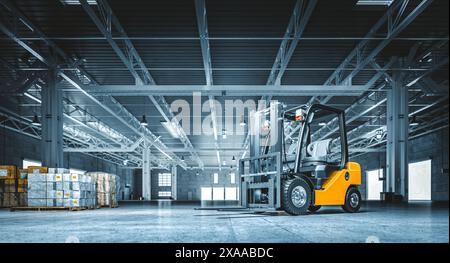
[282,178,312,215]
[342,187,361,213]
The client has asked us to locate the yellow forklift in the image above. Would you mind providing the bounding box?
[239,103,362,215]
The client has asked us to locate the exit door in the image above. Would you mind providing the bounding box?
[408,160,432,201]
[366,169,384,200]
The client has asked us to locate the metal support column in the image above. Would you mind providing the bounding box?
[41,68,63,168]
[171,165,177,200]
[386,61,409,200]
[142,139,151,200]
[249,110,260,174]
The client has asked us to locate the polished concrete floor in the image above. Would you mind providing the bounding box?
[0,201,448,243]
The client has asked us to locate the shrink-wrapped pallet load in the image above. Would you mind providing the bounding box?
[27,169,96,209]
[0,165,27,207]
[87,172,120,207]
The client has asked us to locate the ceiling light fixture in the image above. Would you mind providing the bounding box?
[140,115,148,126]
[356,0,393,6]
[410,116,419,126]
[24,92,42,103]
[31,115,41,126]
[375,129,383,140]
[59,0,97,5]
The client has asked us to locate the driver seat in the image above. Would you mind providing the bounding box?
[302,139,332,166]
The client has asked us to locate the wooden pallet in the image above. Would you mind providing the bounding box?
[10,206,95,212]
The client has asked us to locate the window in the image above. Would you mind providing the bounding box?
[366,169,384,200]
[213,173,219,184]
[202,187,238,201]
[230,173,236,184]
[408,160,431,201]
[212,187,224,200]
[158,191,171,197]
[201,187,212,201]
[225,187,238,200]
[22,159,41,169]
[158,173,171,187]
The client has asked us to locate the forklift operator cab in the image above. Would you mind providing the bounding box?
[282,104,362,215]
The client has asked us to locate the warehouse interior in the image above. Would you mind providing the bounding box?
[0,0,448,243]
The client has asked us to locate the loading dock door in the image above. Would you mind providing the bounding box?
[367,169,384,200]
[408,160,432,201]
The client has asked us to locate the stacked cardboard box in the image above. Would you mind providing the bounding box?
[0,165,17,179]
[27,166,48,174]
[0,165,27,207]
[27,168,96,208]
[87,172,120,207]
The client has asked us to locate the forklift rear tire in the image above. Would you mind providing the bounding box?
[308,205,321,213]
[342,187,361,213]
[282,178,312,215]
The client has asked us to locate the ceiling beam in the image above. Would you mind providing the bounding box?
[64,91,167,167]
[79,0,154,85]
[310,58,397,142]
[0,0,180,169]
[329,40,449,152]
[80,0,201,169]
[195,0,221,169]
[81,84,369,96]
[265,0,318,87]
[3,36,448,41]
[310,0,433,105]
[0,106,147,167]
[335,94,449,154]
[239,0,317,158]
[351,108,449,158]
[302,0,436,154]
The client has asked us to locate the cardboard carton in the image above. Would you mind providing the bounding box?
[57,168,69,174]
[46,198,64,207]
[27,198,46,207]
[0,165,17,179]
[18,169,27,179]
[27,166,48,174]
[27,190,46,199]
[47,190,64,199]
[28,181,46,192]
[28,173,46,182]
[71,182,80,191]
[69,174,79,182]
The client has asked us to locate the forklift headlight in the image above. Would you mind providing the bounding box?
[295,109,306,122]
